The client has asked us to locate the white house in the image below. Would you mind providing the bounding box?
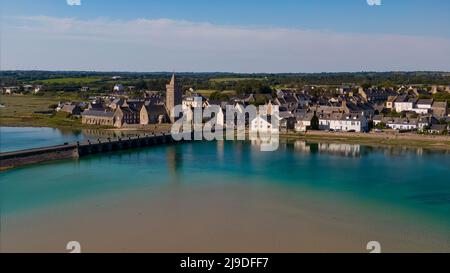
[23,85,34,92]
[394,96,416,113]
[34,85,43,94]
[113,84,124,93]
[182,95,204,110]
[4,86,20,94]
[295,112,315,132]
[250,115,278,133]
[385,117,418,131]
[411,99,433,114]
[319,113,368,132]
[416,99,433,110]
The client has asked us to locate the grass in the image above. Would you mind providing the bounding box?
[195,90,236,98]
[33,77,102,85]
[0,94,109,129]
[280,132,450,151]
[209,77,264,82]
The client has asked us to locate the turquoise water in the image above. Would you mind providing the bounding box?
[0,127,86,152]
[1,138,450,223]
[0,127,143,152]
[1,127,450,251]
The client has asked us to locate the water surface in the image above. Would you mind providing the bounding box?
[1,128,450,252]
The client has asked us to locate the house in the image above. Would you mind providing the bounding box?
[4,86,20,94]
[273,94,299,112]
[386,96,397,109]
[23,85,34,92]
[295,112,315,132]
[359,88,396,103]
[231,94,256,105]
[412,89,430,97]
[416,99,433,109]
[126,86,136,92]
[372,115,384,126]
[60,104,82,116]
[81,109,115,126]
[110,100,146,127]
[394,96,416,113]
[297,94,311,107]
[34,85,43,94]
[88,101,105,110]
[384,117,418,131]
[319,113,368,132]
[428,124,448,134]
[313,105,341,115]
[431,101,448,118]
[80,86,90,92]
[114,106,140,128]
[417,116,432,130]
[278,112,295,132]
[342,100,375,118]
[113,84,124,93]
[250,115,278,133]
[109,98,126,110]
[204,103,225,127]
[183,94,204,109]
[140,103,169,125]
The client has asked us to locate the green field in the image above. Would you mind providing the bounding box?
[0,94,106,128]
[34,77,103,85]
[209,77,265,83]
[195,90,236,97]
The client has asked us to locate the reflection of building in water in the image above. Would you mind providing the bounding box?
[294,140,310,154]
[166,146,183,179]
[59,128,83,137]
[381,146,430,157]
[216,141,225,163]
[318,143,361,157]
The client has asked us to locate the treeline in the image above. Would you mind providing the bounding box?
[1,71,449,93]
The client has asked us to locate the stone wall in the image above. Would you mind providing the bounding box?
[0,146,79,170]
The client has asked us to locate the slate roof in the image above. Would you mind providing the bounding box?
[417,99,433,105]
[81,109,115,117]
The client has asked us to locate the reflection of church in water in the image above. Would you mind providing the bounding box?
[166,146,183,179]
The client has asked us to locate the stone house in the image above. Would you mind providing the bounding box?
[140,104,169,125]
[431,101,448,118]
[81,109,115,126]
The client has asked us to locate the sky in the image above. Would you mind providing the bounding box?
[1,0,450,73]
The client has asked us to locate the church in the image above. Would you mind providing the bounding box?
[81,74,183,128]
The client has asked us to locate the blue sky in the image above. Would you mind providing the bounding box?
[1,0,450,72]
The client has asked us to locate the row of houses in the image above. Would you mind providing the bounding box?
[387,95,448,117]
[57,77,449,134]
[81,99,170,128]
[1,85,43,94]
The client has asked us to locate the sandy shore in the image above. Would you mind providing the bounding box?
[2,182,449,253]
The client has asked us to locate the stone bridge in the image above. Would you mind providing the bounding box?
[0,133,180,170]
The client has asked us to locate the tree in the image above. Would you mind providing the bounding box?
[209,91,229,101]
[258,85,273,94]
[310,114,319,130]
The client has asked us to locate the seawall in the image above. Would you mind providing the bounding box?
[0,133,178,170]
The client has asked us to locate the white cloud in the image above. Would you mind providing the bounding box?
[1,16,449,72]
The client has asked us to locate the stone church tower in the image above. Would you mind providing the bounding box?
[166,73,182,123]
